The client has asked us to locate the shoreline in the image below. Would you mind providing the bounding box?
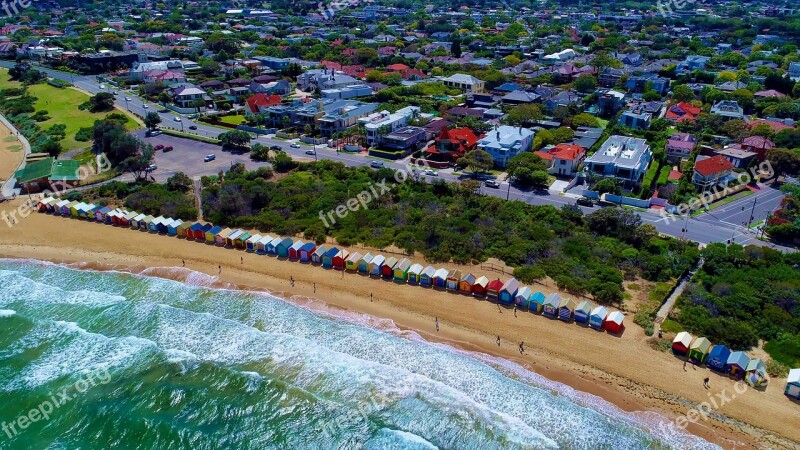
[0,209,797,448]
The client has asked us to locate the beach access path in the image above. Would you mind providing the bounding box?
[0,113,31,198]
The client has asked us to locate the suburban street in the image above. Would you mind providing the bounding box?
[3,61,792,251]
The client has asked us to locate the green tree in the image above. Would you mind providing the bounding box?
[219,130,251,148]
[505,103,544,126]
[671,84,696,102]
[144,112,161,131]
[507,152,550,188]
[457,149,494,175]
[166,172,193,192]
[573,74,598,93]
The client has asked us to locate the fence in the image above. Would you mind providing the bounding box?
[237,125,277,135]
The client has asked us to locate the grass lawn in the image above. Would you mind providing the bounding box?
[691,189,753,216]
[219,115,246,125]
[596,118,609,129]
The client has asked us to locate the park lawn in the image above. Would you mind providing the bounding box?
[219,115,246,125]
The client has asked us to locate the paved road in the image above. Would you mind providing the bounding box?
[3,61,792,250]
[0,113,31,197]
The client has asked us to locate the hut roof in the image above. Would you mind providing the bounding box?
[544,293,561,307]
[690,337,712,353]
[606,311,624,325]
[421,266,436,277]
[501,278,519,293]
[408,263,424,275]
[727,351,750,368]
[575,300,593,313]
[673,331,693,348]
[433,268,449,279]
[474,276,489,287]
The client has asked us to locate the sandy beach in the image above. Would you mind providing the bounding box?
[0,201,797,449]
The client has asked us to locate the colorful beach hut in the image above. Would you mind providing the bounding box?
[299,242,316,262]
[382,257,398,278]
[141,215,155,231]
[486,279,503,301]
[188,222,204,239]
[499,278,519,304]
[707,345,731,373]
[727,351,750,379]
[276,237,294,257]
[235,232,252,249]
[206,225,222,243]
[148,216,163,233]
[38,197,57,212]
[257,235,274,254]
[420,266,436,287]
[94,206,111,222]
[514,287,532,309]
[289,240,305,260]
[158,217,172,234]
[459,273,476,294]
[177,221,193,237]
[167,219,183,236]
[574,300,593,324]
[216,228,233,246]
[195,223,212,240]
[786,369,800,399]
[130,213,145,228]
[672,332,693,356]
[246,234,262,251]
[393,258,411,282]
[105,209,120,224]
[589,306,607,329]
[557,297,575,321]
[357,253,374,273]
[322,247,338,268]
[689,337,712,363]
[542,293,560,318]
[122,211,138,227]
[226,229,243,247]
[446,270,462,291]
[333,249,349,270]
[433,268,449,288]
[473,276,489,297]
[267,236,283,255]
[408,263,424,284]
[55,199,70,215]
[311,245,327,263]
[369,255,386,276]
[529,291,546,313]
[346,252,362,271]
[604,311,624,333]
[746,359,768,387]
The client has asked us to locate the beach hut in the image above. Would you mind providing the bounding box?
[499,278,519,304]
[408,264,424,284]
[357,253,374,273]
[459,273,476,294]
[141,215,155,231]
[65,201,79,217]
[267,237,283,255]
[235,232,252,249]
[542,293,560,318]
[382,257,398,278]
[369,255,386,276]
[446,270,462,291]
[672,332,693,356]
[346,252,363,271]
[420,266,436,287]
[130,213,145,229]
[322,247,339,268]
[257,235,274,254]
[604,311,624,333]
[311,245,327,263]
[246,234,262,252]
[745,358,768,387]
[157,217,172,234]
[529,291,546,313]
[216,228,233,246]
[433,268,449,288]
[55,199,70,215]
[177,221,193,238]
[276,237,294,257]
[149,216,163,233]
[514,287,532,309]
[589,306,607,329]
[205,226,222,243]
[167,219,183,236]
[557,297,575,321]
[393,258,412,282]
[473,276,489,297]
[333,249,349,270]
[486,279,503,301]
[195,223,212,241]
[94,206,111,222]
[299,242,317,262]
[188,222,204,239]
[574,300,593,324]
[786,369,800,399]
[226,229,243,247]
[38,197,56,212]
[727,352,750,379]
[707,345,731,373]
[122,211,138,227]
[289,240,305,260]
[105,209,120,224]
[688,337,712,363]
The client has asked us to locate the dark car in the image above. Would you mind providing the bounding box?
[153,144,164,151]
[270,145,282,150]
[576,197,595,207]
[369,161,384,169]
[188,125,197,130]
[163,145,173,152]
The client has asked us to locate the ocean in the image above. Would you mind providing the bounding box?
[0,259,719,449]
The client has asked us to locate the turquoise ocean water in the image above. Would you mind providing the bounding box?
[0,259,719,449]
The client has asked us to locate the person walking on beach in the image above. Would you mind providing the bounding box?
[218,265,221,274]
[240,256,243,264]
[519,341,524,354]
[683,361,687,371]
[703,377,710,388]
[496,335,501,346]
[513,305,517,317]
[370,293,373,302]
[435,317,439,332]
[313,283,316,293]
[182,260,185,267]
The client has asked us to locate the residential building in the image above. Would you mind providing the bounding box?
[13,158,81,193]
[249,79,291,95]
[676,55,711,73]
[619,110,652,129]
[597,90,626,116]
[741,135,774,161]
[710,100,746,121]
[75,51,140,74]
[423,127,479,163]
[440,74,485,93]
[625,73,670,95]
[318,102,378,137]
[789,62,800,81]
[254,56,291,70]
[321,85,373,99]
[542,49,576,63]
[245,93,283,116]
[476,126,534,168]
[359,106,423,146]
[665,133,697,162]
[378,126,428,154]
[599,67,627,88]
[130,59,191,81]
[534,143,586,177]
[692,155,735,191]
[665,102,701,122]
[584,135,652,186]
[715,145,758,169]
[502,90,540,106]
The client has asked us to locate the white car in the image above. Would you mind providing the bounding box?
[125,96,132,101]
[99,84,105,89]
[424,169,438,176]
[142,104,149,109]
[173,116,182,122]
[290,143,300,148]
[305,149,316,155]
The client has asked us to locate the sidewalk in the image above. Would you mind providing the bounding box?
[0,113,31,198]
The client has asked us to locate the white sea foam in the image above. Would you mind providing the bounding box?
[0,309,15,317]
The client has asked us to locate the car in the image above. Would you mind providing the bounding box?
[305,149,316,155]
[188,125,197,130]
[125,96,131,101]
[188,114,199,119]
[204,154,216,162]
[153,144,164,151]
[290,143,300,148]
[576,197,595,207]
[423,169,438,176]
[173,116,182,122]
[146,164,157,172]
[142,104,149,109]
[270,145,282,150]
[484,180,500,188]
[163,146,173,152]
[112,91,118,95]
[99,84,105,89]
[145,130,162,137]
[369,161,385,169]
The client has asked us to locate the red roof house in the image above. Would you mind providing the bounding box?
[245,93,283,116]
[693,155,735,190]
[534,143,586,176]
[424,128,479,163]
[741,135,774,160]
[665,102,701,122]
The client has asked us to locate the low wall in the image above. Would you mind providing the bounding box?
[162,103,204,115]
[410,157,450,169]
[237,125,277,135]
[300,136,326,145]
[368,149,406,160]
[603,194,652,208]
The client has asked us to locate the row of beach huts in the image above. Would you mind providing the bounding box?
[671,331,770,388]
[36,197,626,333]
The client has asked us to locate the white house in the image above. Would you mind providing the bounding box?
[477,126,534,167]
[440,74,485,93]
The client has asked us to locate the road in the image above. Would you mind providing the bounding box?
[3,61,792,250]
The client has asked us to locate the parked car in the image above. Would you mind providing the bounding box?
[142,104,149,109]
[290,143,300,148]
[173,116,181,122]
[154,144,164,151]
[188,125,197,130]
[146,164,157,172]
[270,145,282,150]
[576,197,595,207]
[125,96,131,101]
[145,130,162,137]
[484,180,500,188]
[370,161,385,169]
[204,154,216,162]
[305,149,316,155]
[163,146,173,152]
[423,169,438,177]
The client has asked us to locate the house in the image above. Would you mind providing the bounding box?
[665,102,701,123]
[543,49,576,63]
[359,106,423,146]
[672,331,693,355]
[665,133,697,162]
[172,85,207,108]
[596,89,626,116]
[625,74,670,95]
[13,158,81,193]
[692,155,735,191]
[244,93,283,116]
[619,110,652,130]
[321,85,373,100]
[689,337,712,363]
[786,368,800,399]
[534,143,586,177]
[707,345,731,373]
[543,91,582,112]
[440,74,485,93]
[599,67,627,88]
[741,136,774,161]
[477,126,535,168]
[318,102,379,137]
[423,127,479,164]
[377,126,428,154]
[715,145,758,169]
[584,136,652,187]
[710,100,746,121]
[502,90,540,106]
[250,79,291,96]
[676,55,710,73]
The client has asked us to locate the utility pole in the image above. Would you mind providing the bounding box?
[747,196,757,227]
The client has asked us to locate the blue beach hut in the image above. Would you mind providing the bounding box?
[322,247,339,268]
[707,345,731,373]
[529,291,545,312]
